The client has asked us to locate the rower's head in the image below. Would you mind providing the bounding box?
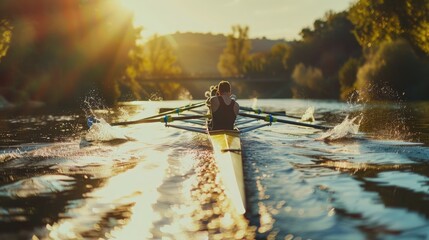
[217,81,231,95]
[211,85,219,97]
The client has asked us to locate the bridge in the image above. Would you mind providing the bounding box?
[136,76,287,83]
[136,76,291,99]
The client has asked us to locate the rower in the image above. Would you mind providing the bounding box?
[209,81,239,130]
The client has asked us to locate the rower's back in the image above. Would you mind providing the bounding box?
[211,96,238,130]
[209,81,239,130]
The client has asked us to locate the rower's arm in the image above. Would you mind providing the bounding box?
[210,97,220,113]
[234,102,239,115]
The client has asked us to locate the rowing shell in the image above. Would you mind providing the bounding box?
[208,130,246,214]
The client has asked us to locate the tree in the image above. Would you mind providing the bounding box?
[286,11,360,99]
[0,0,141,106]
[339,58,361,101]
[354,39,429,101]
[122,27,145,100]
[135,34,184,100]
[288,11,361,77]
[349,0,429,55]
[291,63,337,99]
[265,43,290,77]
[0,20,11,62]
[142,34,181,78]
[244,43,290,78]
[244,52,267,77]
[217,25,251,77]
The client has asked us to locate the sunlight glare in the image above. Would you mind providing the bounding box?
[117,0,140,12]
[46,149,170,239]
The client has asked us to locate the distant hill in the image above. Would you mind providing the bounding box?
[165,32,288,76]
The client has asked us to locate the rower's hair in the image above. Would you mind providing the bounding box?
[205,85,218,98]
[217,81,231,94]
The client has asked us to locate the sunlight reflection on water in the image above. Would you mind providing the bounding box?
[0,99,428,239]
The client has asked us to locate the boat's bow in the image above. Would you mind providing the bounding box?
[208,130,246,214]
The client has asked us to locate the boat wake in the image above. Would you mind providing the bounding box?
[0,175,74,198]
[316,116,361,141]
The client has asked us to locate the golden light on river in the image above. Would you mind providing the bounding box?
[41,101,255,239]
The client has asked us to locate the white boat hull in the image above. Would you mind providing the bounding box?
[208,130,246,214]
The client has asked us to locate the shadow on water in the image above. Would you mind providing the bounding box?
[0,170,104,236]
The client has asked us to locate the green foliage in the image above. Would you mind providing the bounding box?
[142,35,181,78]
[339,58,361,100]
[244,52,268,77]
[355,39,429,101]
[286,11,360,99]
[122,34,184,100]
[349,0,429,55]
[264,43,290,76]
[122,35,145,100]
[0,0,140,106]
[245,43,290,77]
[291,63,338,99]
[218,25,251,77]
[291,11,361,75]
[0,20,11,62]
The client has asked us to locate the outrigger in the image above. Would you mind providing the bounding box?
[87,101,330,214]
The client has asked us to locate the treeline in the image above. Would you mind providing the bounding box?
[0,0,142,106]
[219,0,429,101]
[0,0,428,106]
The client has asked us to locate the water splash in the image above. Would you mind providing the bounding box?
[149,92,163,101]
[82,93,109,120]
[81,93,131,142]
[351,87,415,142]
[316,116,361,141]
[177,88,193,100]
[251,98,258,109]
[84,118,129,142]
[301,106,315,122]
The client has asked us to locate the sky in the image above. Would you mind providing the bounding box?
[120,0,355,40]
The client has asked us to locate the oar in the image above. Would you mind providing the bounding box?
[239,112,330,130]
[239,106,301,119]
[143,101,206,120]
[159,108,206,115]
[86,102,206,128]
[111,114,209,126]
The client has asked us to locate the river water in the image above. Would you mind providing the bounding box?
[0,99,428,240]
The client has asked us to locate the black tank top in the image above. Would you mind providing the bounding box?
[211,96,236,130]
